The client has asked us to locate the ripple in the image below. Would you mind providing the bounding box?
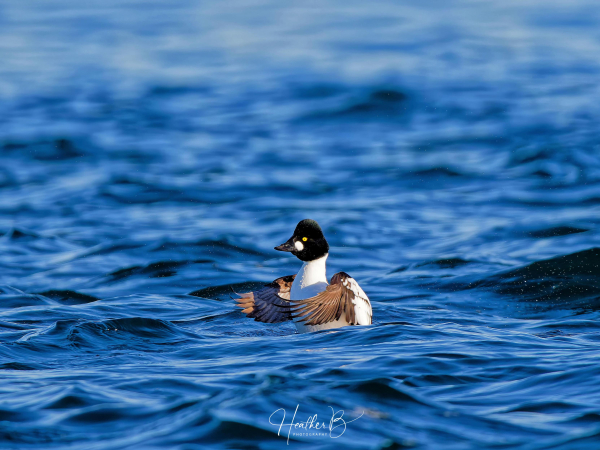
[526,226,590,239]
[480,248,600,304]
[38,290,99,305]
[15,317,202,352]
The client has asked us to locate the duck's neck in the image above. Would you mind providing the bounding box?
[291,254,329,299]
[297,253,328,286]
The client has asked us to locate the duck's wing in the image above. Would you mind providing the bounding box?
[288,272,372,326]
[235,275,295,323]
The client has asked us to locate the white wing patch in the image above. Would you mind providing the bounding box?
[342,277,372,325]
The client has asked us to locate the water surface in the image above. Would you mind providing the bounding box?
[1,1,600,448]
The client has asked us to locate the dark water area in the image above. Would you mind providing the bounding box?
[2,1,600,448]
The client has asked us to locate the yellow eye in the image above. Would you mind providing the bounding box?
[302,237,308,242]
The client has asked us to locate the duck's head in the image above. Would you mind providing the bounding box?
[274,219,329,262]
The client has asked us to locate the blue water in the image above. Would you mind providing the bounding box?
[2,1,600,448]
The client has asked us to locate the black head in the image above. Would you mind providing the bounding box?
[274,219,329,262]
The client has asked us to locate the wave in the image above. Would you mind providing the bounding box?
[477,248,600,305]
[0,286,56,308]
[189,281,268,299]
[524,226,589,239]
[151,238,267,257]
[298,88,409,122]
[105,261,191,282]
[16,317,201,351]
[0,288,97,309]
[37,290,99,305]
[417,258,472,269]
[338,378,431,405]
[3,138,88,161]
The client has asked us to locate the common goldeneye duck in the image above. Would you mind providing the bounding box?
[235,219,372,333]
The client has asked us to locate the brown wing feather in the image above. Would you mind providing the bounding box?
[235,275,295,323]
[288,272,359,326]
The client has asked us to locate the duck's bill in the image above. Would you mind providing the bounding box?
[274,237,295,252]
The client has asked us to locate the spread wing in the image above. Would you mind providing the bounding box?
[235,275,295,323]
[288,272,372,326]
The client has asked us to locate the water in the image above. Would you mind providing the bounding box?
[1,1,600,448]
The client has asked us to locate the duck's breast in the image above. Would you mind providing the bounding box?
[290,279,328,300]
[294,316,350,333]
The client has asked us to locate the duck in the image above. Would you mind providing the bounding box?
[235,219,372,333]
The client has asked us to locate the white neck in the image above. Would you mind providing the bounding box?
[297,253,328,287]
[290,254,329,300]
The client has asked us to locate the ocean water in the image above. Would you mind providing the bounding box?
[2,1,600,448]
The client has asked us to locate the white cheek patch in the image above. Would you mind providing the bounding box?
[294,241,304,251]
